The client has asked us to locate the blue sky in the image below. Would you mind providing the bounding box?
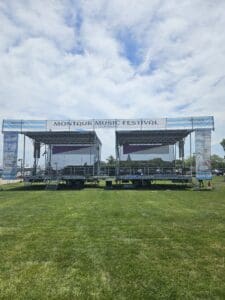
[0,0,225,163]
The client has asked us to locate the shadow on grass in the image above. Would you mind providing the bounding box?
[4,182,192,192]
[106,183,192,191]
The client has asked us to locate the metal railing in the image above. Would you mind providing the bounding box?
[117,167,191,176]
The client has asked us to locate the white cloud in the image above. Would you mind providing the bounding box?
[0,0,225,165]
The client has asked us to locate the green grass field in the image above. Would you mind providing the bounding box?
[0,178,225,299]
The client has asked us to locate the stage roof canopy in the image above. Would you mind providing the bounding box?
[116,130,192,146]
[24,131,102,145]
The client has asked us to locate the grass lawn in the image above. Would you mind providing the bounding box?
[0,178,225,299]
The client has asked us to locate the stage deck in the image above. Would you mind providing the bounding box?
[24,173,192,184]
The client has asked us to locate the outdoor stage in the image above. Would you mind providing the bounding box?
[1,116,214,188]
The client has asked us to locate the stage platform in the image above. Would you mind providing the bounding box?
[24,168,192,185]
[2,117,214,184]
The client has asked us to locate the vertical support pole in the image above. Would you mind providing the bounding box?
[93,132,96,177]
[33,140,35,176]
[190,132,192,177]
[97,142,101,177]
[182,138,185,170]
[22,134,26,178]
[89,133,92,167]
[115,131,120,177]
[33,140,40,177]
[44,144,47,173]
[174,142,176,171]
[49,144,52,177]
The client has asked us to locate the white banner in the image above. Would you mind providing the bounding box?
[195,129,212,180]
[47,118,166,131]
[2,132,18,180]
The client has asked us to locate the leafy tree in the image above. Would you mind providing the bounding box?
[210,154,225,169]
[184,156,196,168]
[174,159,183,168]
[220,139,225,153]
[100,161,107,167]
[106,155,116,165]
